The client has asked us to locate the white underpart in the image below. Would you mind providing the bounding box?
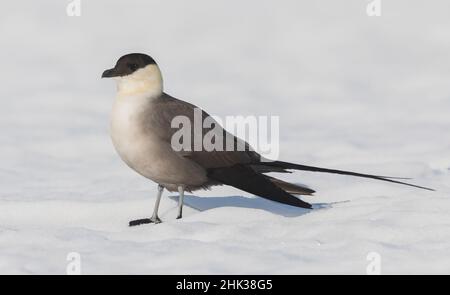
[109,64,207,187]
[110,64,166,182]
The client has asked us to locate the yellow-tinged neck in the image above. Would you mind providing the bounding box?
[115,64,163,98]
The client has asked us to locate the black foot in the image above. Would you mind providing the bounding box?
[129,217,161,227]
[176,215,182,220]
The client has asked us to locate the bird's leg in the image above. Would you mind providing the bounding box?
[150,184,164,223]
[129,184,164,226]
[176,185,185,219]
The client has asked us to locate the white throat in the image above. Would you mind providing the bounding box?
[115,64,163,98]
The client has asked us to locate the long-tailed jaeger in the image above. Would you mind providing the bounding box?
[102,53,433,226]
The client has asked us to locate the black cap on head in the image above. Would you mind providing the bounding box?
[102,53,157,78]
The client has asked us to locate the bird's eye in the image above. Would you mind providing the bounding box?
[128,63,138,71]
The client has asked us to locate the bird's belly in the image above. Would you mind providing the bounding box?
[110,99,207,186]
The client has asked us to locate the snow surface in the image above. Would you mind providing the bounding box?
[1,0,450,274]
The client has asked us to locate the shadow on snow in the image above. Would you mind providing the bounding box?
[168,194,333,217]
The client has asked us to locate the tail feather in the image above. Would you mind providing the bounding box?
[265,176,315,195]
[208,165,312,209]
[264,161,434,191]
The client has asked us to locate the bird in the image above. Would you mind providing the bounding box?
[102,53,433,226]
